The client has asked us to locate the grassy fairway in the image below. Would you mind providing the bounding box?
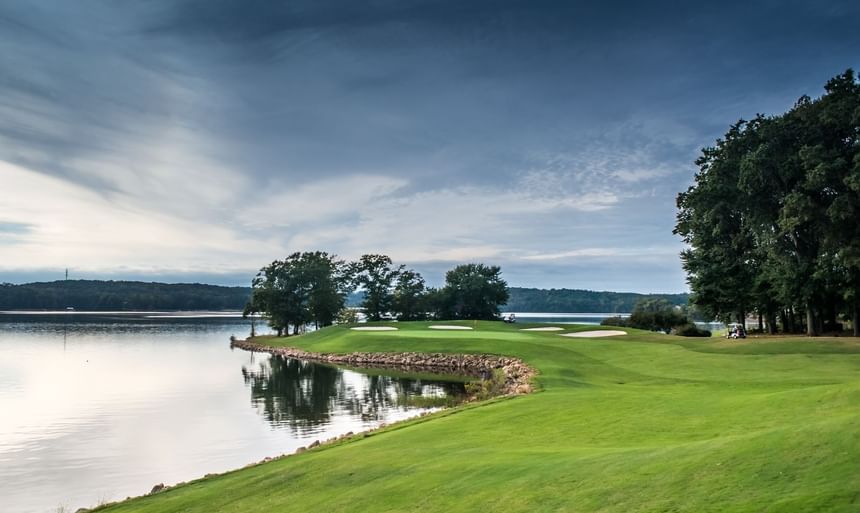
[98,322,860,513]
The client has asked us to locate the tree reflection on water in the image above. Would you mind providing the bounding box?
[241,356,465,434]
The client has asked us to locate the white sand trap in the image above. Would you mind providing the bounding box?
[428,325,473,330]
[350,326,399,331]
[520,326,565,332]
[561,330,627,338]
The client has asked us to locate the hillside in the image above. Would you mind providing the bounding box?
[505,287,688,312]
[0,281,688,313]
[0,280,251,311]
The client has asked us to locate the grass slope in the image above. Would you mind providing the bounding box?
[98,321,860,513]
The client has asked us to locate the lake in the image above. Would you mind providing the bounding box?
[502,312,629,325]
[0,313,465,513]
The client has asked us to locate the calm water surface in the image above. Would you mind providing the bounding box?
[0,314,465,513]
[502,312,629,324]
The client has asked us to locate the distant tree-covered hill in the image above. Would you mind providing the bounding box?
[340,288,688,313]
[505,287,689,313]
[0,280,251,311]
[0,281,687,313]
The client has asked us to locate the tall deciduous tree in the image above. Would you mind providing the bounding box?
[442,263,509,320]
[392,269,427,321]
[300,251,352,329]
[247,252,351,336]
[676,120,759,326]
[351,254,401,321]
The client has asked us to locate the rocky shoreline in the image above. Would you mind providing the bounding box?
[229,337,536,395]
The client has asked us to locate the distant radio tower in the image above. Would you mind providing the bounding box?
[64,268,74,311]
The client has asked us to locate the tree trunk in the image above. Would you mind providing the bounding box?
[806,307,817,337]
[854,303,859,337]
[758,313,763,332]
[768,311,777,335]
[790,306,799,333]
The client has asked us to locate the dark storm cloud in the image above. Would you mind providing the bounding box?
[1,0,859,291]
[142,0,860,188]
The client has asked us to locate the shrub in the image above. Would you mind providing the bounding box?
[671,323,711,337]
[601,316,629,327]
[465,369,507,400]
[629,298,688,332]
[336,307,359,324]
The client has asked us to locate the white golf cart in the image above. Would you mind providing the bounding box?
[726,323,746,339]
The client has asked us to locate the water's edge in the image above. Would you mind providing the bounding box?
[230,337,536,395]
[82,338,536,512]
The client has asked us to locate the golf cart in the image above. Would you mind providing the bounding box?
[503,313,517,324]
[726,323,746,339]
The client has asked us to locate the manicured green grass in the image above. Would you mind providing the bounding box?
[98,321,860,513]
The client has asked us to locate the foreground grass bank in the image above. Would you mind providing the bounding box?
[98,321,860,512]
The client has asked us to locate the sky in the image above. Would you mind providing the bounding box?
[1,0,858,292]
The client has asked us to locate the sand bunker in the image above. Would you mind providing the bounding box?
[350,326,399,331]
[561,330,627,338]
[428,325,474,330]
[520,327,565,332]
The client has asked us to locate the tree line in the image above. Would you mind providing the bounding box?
[0,280,250,311]
[1,279,689,315]
[504,287,688,313]
[676,70,860,336]
[244,252,509,336]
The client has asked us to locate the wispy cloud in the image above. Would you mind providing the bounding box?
[521,248,619,260]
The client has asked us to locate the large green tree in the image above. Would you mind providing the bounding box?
[813,71,860,336]
[301,252,352,329]
[391,269,427,321]
[351,254,401,321]
[247,252,351,336]
[676,69,860,336]
[441,263,509,320]
[676,120,760,327]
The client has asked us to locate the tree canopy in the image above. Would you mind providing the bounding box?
[247,252,351,336]
[350,254,401,321]
[391,269,427,321]
[440,263,509,320]
[676,69,860,335]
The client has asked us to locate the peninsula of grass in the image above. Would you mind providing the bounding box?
[97,321,860,513]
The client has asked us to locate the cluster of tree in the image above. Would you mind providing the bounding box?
[0,280,250,311]
[504,287,689,313]
[243,252,352,336]
[676,70,860,336]
[245,253,510,336]
[601,298,711,337]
